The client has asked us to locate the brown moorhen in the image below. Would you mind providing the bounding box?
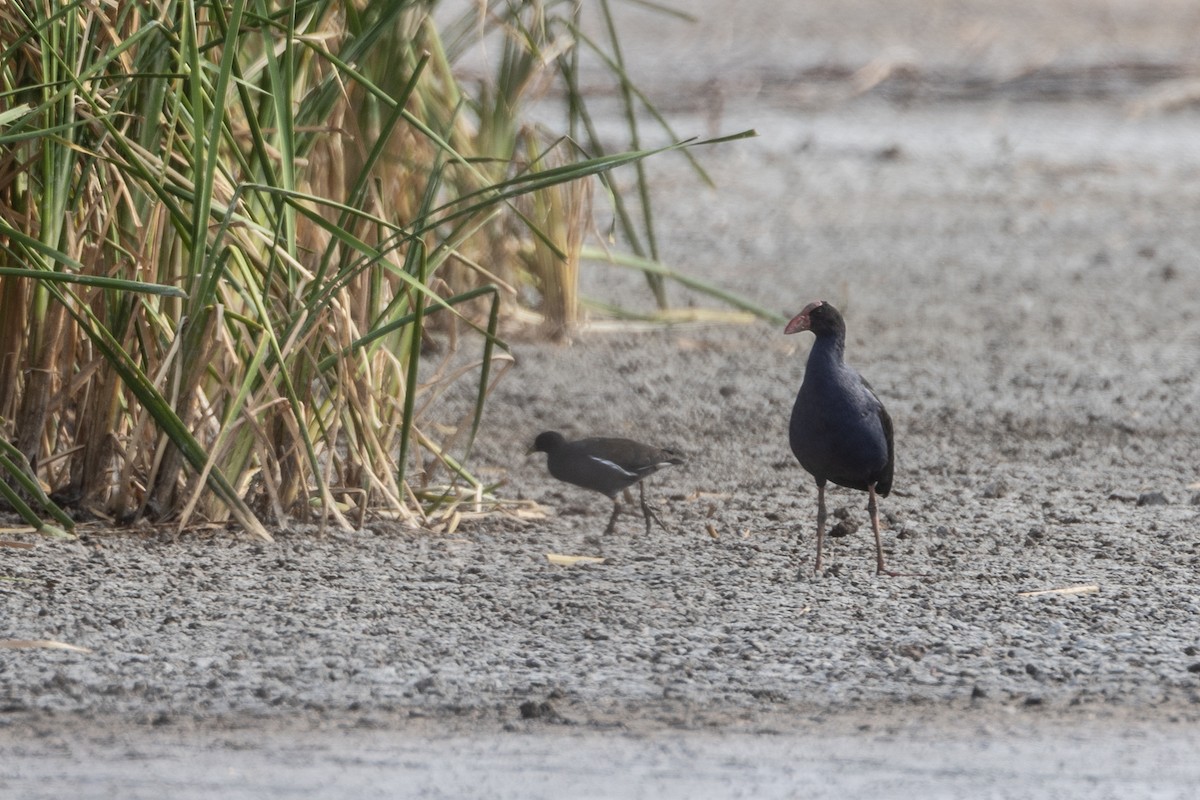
[530,431,683,535]
[786,301,899,575]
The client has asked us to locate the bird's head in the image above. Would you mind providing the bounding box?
[529,430,566,454]
[784,300,845,337]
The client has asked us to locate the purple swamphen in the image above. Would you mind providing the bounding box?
[531,431,684,535]
[785,301,900,575]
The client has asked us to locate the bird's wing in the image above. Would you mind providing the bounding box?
[584,454,639,480]
[580,438,679,476]
[859,374,895,497]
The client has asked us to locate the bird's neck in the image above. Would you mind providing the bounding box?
[809,333,845,368]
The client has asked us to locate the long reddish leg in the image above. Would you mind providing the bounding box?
[868,483,888,574]
[813,481,827,574]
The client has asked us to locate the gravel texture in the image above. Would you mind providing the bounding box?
[4,0,1200,794]
[4,306,1198,721]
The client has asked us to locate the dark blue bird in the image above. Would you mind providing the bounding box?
[531,431,684,535]
[786,301,898,575]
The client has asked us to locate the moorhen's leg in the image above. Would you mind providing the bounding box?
[638,481,670,534]
[603,498,622,535]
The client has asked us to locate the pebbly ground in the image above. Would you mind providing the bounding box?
[4,1,1200,796]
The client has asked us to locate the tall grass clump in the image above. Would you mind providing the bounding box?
[0,0,752,537]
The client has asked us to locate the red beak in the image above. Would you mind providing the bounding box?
[784,300,823,334]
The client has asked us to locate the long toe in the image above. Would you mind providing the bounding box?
[644,505,670,534]
[638,482,671,534]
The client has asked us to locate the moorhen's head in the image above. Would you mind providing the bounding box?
[784,300,845,338]
[530,430,567,454]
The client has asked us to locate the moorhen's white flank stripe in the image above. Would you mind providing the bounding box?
[586,455,638,479]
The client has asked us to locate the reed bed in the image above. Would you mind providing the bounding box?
[0,0,756,538]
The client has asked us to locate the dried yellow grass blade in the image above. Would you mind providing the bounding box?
[1018,584,1100,598]
[0,540,37,549]
[0,639,93,653]
[512,506,549,520]
[545,554,606,567]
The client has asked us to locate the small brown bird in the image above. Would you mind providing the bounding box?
[530,431,684,535]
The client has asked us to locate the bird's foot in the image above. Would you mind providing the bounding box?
[642,506,671,535]
[638,482,672,535]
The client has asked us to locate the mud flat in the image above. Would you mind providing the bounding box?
[4,1,1200,796]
